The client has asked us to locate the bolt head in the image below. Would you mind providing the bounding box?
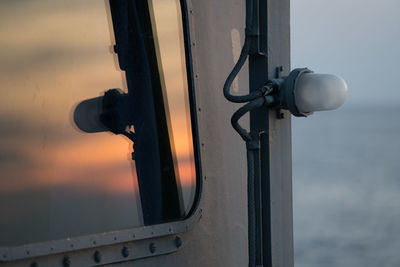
[93,251,101,263]
[121,246,130,258]
[174,236,182,248]
[149,243,156,254]
[62,256,71,267]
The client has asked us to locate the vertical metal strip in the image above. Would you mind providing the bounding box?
[265,0,294,266]
[248,47,267,267]
[249,0,293,266]
[260,131,272,267]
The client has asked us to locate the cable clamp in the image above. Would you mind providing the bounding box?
[246,140,259,151]
[245,27,258,38]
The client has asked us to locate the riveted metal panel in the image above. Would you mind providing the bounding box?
[3,236,182,267]
[109,0,251,266]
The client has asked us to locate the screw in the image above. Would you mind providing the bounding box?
[93,251,101,263]
[121,246,130,258]
[62,256,71,267]
[149,243,156,254]
[174,236,182,248]
[276,66,284,78]
[276,109,284,119]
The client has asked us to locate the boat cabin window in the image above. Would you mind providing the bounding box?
[0,0,198,246]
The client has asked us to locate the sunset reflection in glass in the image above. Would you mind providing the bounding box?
[0,0,196,246]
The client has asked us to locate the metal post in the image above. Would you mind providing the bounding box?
[249,0,293,266]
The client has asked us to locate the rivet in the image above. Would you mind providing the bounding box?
[149,243,156,254]
[174,236,182,248]
[121,246,130,258]
[276,109,284,119]
[93,251,101,263]
[62,256,71,267]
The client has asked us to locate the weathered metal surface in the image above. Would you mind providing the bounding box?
[110,1,294,265]
[0,210,202,263]
[112,0,250,266]
[248,0,293,266]
[265,0,294,266]
[2,236,181,267]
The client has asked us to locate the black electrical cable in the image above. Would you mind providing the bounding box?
[222,1,268,266]
[223,0,263,103]
[230,97,265,267]
[231,97,265,142]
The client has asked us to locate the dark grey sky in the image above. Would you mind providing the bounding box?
[291,0,400,107]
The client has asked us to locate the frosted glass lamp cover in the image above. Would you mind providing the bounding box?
[294,73,348,114]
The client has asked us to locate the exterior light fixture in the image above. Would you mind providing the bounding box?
[225,66,348,267]
[227,67,348,142]
[277,68,348,117]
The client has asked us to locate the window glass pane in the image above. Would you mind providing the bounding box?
[0,0,196,247]
[148,0,196,215]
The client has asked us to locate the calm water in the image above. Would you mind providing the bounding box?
[293,105,400,267]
